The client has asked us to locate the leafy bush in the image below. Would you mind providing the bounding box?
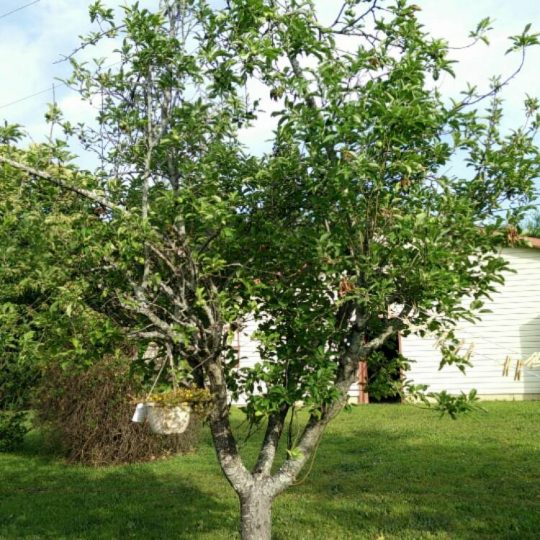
[365,350,410,402]
[34,355,202,465]
[524,210,540,237]
[0,411,29,452]
[0,355,40,411]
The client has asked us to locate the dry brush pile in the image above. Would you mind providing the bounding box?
[34,355,201,465]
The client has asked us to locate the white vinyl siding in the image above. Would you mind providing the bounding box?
[402,248,540,398]
[347,380,361,401]
[237,317,261,370]
[234,318,262,405]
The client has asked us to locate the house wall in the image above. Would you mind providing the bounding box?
[402,248,540,399]
[234,317,262,405]
[237,317,261,371]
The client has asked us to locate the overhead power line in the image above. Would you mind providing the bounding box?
[0,0,41,21]
[0,83,66,110]
[0,83,65,110]
[0,61,121,111]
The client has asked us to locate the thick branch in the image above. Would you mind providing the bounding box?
[288,55,317,110]
[204,357,252,494]
[0,156,122,212]
[253,407,289,477]
[128,330,166,340]
[269,375,353,496]
[270,319,402,495]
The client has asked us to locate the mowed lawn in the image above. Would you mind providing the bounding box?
[1,402,539,539]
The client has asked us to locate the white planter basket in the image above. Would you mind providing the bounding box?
[144,403,191,435]
[132,399,193,434]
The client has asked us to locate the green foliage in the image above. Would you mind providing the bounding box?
[0,411,29,452]
[0,145,131,383]
[428,389,483,420]
[147,387,213,417]
[523,210,540,237]
[0,121,24,144]
[0,356,39,411]
[365,351,409,402]
[506,23,540,53]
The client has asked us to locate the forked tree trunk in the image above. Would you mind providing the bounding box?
[205,327,386,540]
[239,488,273,540]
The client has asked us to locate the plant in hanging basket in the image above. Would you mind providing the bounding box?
[132,387,212,435]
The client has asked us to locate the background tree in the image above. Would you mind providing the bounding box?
[1,1,539,538]
[523,210,540,236]
[0,131,125,376]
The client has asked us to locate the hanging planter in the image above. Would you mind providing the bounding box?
[145,402,192,434]
[132,387,212,435]
[131,347,212,435]
[131,399,193,434]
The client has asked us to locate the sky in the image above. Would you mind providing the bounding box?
[0,0,539,203]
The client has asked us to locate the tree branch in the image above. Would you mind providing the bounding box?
[455,48,526,109]
[0,156,122,212]
[269,375,353,496]
[270,314,404,494]
[253,407,289,477]
[204,357,253,494]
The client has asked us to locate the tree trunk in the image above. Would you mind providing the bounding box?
[239,488,273,540]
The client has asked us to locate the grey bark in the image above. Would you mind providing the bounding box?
[253,408,288,476]
[0,156,121,211]
[239,485,273,540]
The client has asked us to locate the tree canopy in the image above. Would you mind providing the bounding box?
[1,1,539,538]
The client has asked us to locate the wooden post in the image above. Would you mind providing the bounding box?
[358,361,369,404]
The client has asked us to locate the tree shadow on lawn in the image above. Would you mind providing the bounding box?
[0,432,237,539]
[272,424,540,540]
[2,408,539,539]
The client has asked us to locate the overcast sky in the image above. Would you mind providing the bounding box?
[1,0,539,200]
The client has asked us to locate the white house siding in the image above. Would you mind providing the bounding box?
[402,248,540,399]
[347,380,361,402]
[234,317,262,405]
[237,317,261,371]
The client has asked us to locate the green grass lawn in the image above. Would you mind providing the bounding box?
[1,402,539,539]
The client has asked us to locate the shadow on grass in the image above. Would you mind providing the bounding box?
[273,420,540,539]
[1,431,237,539]
[1,405,539,539]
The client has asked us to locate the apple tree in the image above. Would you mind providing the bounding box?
[1,1,539,538]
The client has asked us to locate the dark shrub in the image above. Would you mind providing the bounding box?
[34,355,201,465]
[0,411,29,452]
[0,355,40,411]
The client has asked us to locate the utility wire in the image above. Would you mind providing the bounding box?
[0,83,66,110]
[0,1,48,110]
[0,61,121,111]
[0,0,40,21]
